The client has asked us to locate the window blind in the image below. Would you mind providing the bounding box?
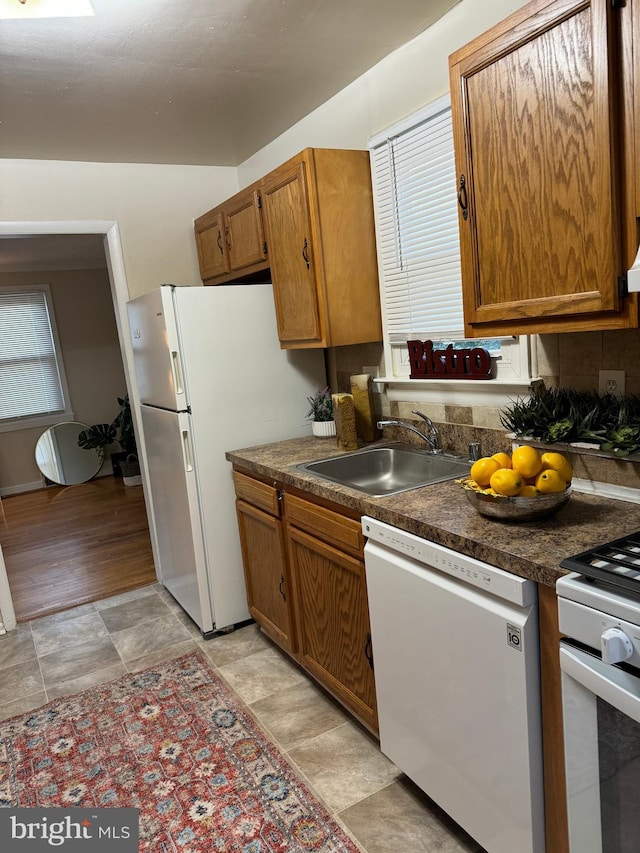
[370,97,464,343]
[0,289,66,422]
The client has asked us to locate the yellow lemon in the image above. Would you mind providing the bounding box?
[511,445,543,479]
[470,457,501,487]
[519,485,540,498]
[490,468,524,496]
[535,469,567,494]
[491,452,512,469]
[541,451,573,484]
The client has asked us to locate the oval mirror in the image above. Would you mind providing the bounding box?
[35,421,104,486]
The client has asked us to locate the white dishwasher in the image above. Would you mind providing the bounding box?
[362,517,545,853]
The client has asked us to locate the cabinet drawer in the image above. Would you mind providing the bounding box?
[233,471,280,517]
[284,494,363,558]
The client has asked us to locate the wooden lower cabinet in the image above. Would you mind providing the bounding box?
[235,499,295,653]
[232,470,377,733]
[233,472,295,653]
[286,523,378,733]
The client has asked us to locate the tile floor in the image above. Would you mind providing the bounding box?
[0,585,484,853]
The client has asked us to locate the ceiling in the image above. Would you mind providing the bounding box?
[0,0,459,167]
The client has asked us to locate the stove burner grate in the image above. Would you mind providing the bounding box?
[560,532,640,594]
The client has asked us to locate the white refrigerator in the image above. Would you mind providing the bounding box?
[126,284,326,636]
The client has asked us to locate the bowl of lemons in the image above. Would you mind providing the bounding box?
[458,446,572,521]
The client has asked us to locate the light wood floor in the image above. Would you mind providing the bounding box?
[0,476,157,623]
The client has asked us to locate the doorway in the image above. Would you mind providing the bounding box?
[0,221,159,625]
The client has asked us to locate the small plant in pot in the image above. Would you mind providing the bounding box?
[78,395,141,484]
[306,387,336,438]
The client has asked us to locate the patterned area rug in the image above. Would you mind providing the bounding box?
[0,653,361,852]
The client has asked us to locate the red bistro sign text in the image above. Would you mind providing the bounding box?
[407,340,493,380]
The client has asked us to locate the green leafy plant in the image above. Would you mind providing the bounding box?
[306,387,334,422]
[78,395,137,457]
[500,386,640,457]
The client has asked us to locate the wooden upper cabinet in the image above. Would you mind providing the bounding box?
[194,210,229,281]
[261,148,382,349]
[261,158,323,343]
[194,182,268,284]
[449,0,637,336]
[224,187,267,271]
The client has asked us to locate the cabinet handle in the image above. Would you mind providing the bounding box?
[225,227,232,252]
[216,230,224,255]
[302,238,310,269]
[457,174,469,221]
[278,574,286,601]
[364,632,374,670]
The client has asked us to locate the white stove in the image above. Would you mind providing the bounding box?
[557,534,640,853]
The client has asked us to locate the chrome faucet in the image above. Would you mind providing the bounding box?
[377,410,442,454]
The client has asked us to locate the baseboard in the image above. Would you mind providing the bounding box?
[1,468,114,496]
[0,480,43,497]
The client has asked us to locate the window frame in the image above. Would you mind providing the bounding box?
[0,283,74,434]
[368,96,536,404]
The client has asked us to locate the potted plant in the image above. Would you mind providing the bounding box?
[78,395,142,484]
[307,387,336,437]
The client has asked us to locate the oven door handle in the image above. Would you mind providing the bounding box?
[560,643,640,724]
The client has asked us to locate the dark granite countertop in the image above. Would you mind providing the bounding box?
[225,436,640,587]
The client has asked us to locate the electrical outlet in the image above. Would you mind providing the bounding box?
[598,370,625,396]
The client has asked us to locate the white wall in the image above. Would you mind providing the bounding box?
[0,160,239,299]
[238,0,529,183]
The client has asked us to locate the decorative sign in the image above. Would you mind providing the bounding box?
[407,340,493,380]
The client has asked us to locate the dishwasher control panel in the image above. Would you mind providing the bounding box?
[362,516,535,607]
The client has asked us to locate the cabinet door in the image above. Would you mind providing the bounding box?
[261,159,324,345]
[287,526,377,731]
[224,189,267,271]
[450,0,624,336]
[236,499,295,653]
[194,211,230,281]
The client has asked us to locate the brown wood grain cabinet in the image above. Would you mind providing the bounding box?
[284,493,378,733]
[232,470,378,733]
[260,148,382,348]
[233,471,296,653]
[194,210,229,281]
[194,183,268,284]
[224,187,268,272]
[449,0,638,336]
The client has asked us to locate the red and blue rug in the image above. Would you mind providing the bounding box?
[0,653,362,852]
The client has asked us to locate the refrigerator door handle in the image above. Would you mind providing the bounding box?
[182,429,194,472]
[171,350,185,397]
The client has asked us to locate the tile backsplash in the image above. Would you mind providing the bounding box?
[537,329,640,394]
[330,328,640,468]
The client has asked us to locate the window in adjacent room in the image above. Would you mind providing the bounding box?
[368,95,532,385]
[0,285,72,432]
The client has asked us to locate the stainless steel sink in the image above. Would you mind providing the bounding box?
[295,443,470,497]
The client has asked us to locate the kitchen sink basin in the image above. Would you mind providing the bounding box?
[295,443,470,497]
